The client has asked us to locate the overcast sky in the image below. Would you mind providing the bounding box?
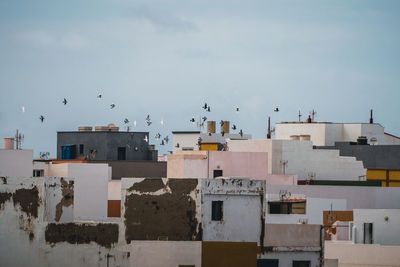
[1,0,400,156]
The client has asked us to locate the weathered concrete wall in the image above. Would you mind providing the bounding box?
[0,149,33,177]
[258,251,321,267]
[0,176,129,267]
[201,178,265,245]
[121,178,202,243]
[325,241,400,267]
[44,177,74,222]
[126,241,201,267]
[264,224,322,247]
[202,241,257,267]
[353,209,400,245]
[267,174,297,185]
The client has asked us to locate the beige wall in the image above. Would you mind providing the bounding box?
[325,241,400,267]
[264,224,322,247]
[0,149,33,177]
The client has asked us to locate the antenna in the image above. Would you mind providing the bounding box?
[267,117,271,139]
[370,109,373,124]
[15,129,24,149]
[39,152,50,160]
[280,160,288,175]
[310,109,317,122]
[298,110,302,122]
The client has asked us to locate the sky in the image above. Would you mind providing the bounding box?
[1,0,400,157]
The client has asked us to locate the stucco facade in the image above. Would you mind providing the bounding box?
[0,149,33,177]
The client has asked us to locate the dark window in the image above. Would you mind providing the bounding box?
[33,169,44,177]
[257,259,279,267]
[79,144,84,155]
[364,223,373,244]
[212,201,223,221]
[268,201,306,214]
[293,260,310,267]
[178,265,195,267]
[213,169,223,178]
[118,147,126,160]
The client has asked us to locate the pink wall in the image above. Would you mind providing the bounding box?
[267,174,297,185]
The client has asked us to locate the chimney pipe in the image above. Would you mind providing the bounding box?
[267,117,271,139]
[370,109,373,124]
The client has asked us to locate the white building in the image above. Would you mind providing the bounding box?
[228,139,365,181]
[275,122,400,146]
[0,149,33,177]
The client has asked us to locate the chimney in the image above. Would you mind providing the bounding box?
[3,138,14,150]
[267,117,271,139]
[370,109,373,124]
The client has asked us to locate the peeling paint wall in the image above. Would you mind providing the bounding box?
[45,177,74,222]
[201,178,265,245]
[0,176,129,267]
[121,178,202,243]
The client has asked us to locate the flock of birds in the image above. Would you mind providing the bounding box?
[27,92,281,148]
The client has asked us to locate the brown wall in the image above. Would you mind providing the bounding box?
[91,161,167,180]
[107,200,121,218]
[323,210,353,240]
[202,241,257,267]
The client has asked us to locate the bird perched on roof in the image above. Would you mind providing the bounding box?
[203,103,208,110]
[274,107,279,112]
[232,124,237,130]
[97,92,102,98]
[160,140,165,146]
[190,117,195,123]
[62,98,67,105]
[175,143,180,148]
[202,116,207,122]
[164,136,169,143]
[239,129,243,137]
[110,103,115,109]
[124,118,129,124]
[155,133,161,139]
[39,115,45,123]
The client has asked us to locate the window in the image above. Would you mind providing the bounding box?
[268,201,306,214]
[33,169,44,177]
[213,169,223,178]
[293,260,310,267]
[363,223,373,244]
[257,259,279,267]
[79,144,84,155]
[212,201,223,221]
[118,147,126,160]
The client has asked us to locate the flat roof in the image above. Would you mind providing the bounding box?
[172,131,201,134]
[57,131,149,134]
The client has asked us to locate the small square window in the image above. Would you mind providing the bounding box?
[293,260,310,267]
[212,201,223,221]
[213,169,223,178]
[79,144,84,155]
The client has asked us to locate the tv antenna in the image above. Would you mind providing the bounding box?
[39,152,50,160]
[15,129,24,149]
[298,110,302,122]
[310,109,317,122]
[280,160,288,175]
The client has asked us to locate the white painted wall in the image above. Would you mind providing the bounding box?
[275,123,327,146]
[127,241,201,267]
[201,178,265,244]
[172,132,200,152]
[44,177,74,222]
[228,139,365,180]
[47,163,109,221]
[0,149,33,177]
[352,209,400,245]
[108,180,121,200]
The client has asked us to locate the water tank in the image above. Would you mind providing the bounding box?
[3,138,14,149]
[290,135,300,140]
[78,126,93,131]
[95,126,109,131]
[207,121,216,134]
[300,135,311,141]
[221,121,230,134]
[107,123,119,132]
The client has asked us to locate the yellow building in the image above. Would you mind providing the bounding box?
[366,169,400,187]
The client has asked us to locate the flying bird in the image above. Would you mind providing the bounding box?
[110,103,115,109]
[202,116,207,122]
[144,135,148,142]
[232,124,237,130]
[155,133,161,139]
[21,106,25,113]
[160,140,165,146]
[274,107,279,112]
[190,117,195,123]
[145,115,152,126]
[239,129,243,137]
[146,114,151,121]
[236,107,239,112]
[160,118,164,126]
[221,131,225,137]
[133,120,137,127]
[164,136,169,143]
[39,115,45,123]
[62,98,67,105]
[202,103,208,110]
[219,120,225,126]
[97,92,102,98]
[207,106,211,112]
[124,118,129,124]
